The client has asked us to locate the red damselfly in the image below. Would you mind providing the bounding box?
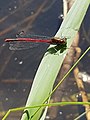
[5,34,67,51]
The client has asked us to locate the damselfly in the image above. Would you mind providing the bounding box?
[5,33,67,51]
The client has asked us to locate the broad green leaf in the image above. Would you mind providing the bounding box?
[21,0,90,120]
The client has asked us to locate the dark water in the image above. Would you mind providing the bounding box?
[0,0,90,120]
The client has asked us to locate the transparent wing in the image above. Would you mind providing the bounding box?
[8,33,51,50]
[25,34,51,39]
[9,41,39,50]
